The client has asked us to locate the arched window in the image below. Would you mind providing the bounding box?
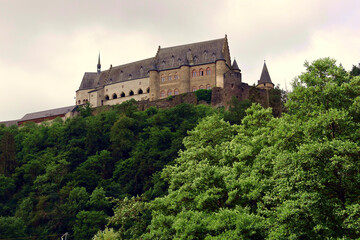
[120,92,125,97]
[174,89,179,95]
[160,90,165,97]
[113,93,118,99]
[199,68,204,76]
[105,95,110,100]
[168,74,172,81]
[83,99,86,103]
[199,85,205,90]
[192,86,197,92]
[203,51,208,62]
[174,72,179,80]
[206,67,211,75]
[192,69,197,77]
[129,90,134,96]
[138,89,143,94]
[78,100,81,104]
[206,84,211,90]
[140,67,143,76]
[167,90,172,96]
[161,75,165,82]
[147,88,150,93]
[128,74,132,80]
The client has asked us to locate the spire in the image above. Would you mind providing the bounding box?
[232,59,240,71]
[97,53,101,74]
[258,60,273,84]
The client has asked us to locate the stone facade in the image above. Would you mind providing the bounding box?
[76,35,274,109]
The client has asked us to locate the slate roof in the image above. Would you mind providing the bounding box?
[232,59,240,71]
[20,105,77,122]
[0,120,18,127]
[77,37,228,91]
[155,38,225,70]
[258,62,273,84]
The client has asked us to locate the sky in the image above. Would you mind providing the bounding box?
[1,0,359,121]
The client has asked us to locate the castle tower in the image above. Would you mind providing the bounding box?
[149,60,160,101]
[179,54,190,94]
[97,53,101,74]
[256,61,274,90]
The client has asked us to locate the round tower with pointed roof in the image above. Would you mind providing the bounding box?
[256,60,274,90]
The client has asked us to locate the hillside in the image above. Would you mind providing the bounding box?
[1,58,360,239]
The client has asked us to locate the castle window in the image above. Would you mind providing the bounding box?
[129,90,134,96]
[206,84,211,90]
[192,86,197,92]
[105,95,110,100]
[138,89,143,94]
[167,90,172,96]
[78,100,81,104]
[194,56,197,64]
[161,75,165,82]
[203,51,208,62]
[199,85,205,90]
[160,90,165,97]
[174,72,179,80]
[206,67,211,75]
[192,69,197,77]
[113,93,118,99]
[120,92,125,97]
[83,99,86,103]
[168,74,172,81]
[140,67,144,76]
[212,53,216,61]
[129,74,132,80]
[174,89,179,95]
[147,88,150,93]
[231,84,234,89]
[199,68,204,76]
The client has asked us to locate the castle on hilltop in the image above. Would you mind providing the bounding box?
[76,35,274,108]
[1,35,275,127]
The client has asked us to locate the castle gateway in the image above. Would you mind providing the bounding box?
[76,35,274,107]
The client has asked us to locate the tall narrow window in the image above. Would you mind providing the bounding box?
[206,67,211,75]
[199,68,204,76]
[160,90,165,97]
[167,90,172,96]
[168,74,172,81]
[192,69,197,77]
[174,72,179,80]
[174,89,179,95]
[161,75,165,82]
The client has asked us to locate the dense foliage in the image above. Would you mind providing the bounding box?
[1,58,359,239]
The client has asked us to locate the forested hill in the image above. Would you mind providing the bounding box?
[1,58,360,239]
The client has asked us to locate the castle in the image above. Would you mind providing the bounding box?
[76,35,274,108]
[1,35,275,127]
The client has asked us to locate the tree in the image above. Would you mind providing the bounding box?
[0,131,17,176]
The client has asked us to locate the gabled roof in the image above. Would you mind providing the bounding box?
[0,120,18,127]
[20,105,77,122]
[258,62,273,84]
[155,37,226,70]
[77,37,229,91]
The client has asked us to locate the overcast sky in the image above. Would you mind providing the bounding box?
[1,0,359,121]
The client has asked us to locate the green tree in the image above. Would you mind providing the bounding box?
[0,131,17,176]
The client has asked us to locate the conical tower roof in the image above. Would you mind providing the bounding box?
[258,61,272,84]
[232,59,240,71]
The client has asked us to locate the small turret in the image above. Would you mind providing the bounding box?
[232,59,240,72]
[97,53,101,74]
[256,60,274,90]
